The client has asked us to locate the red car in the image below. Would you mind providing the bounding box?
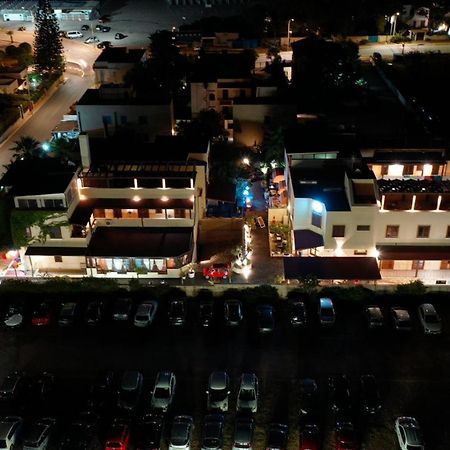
[31,302,53,326]
[335,423,358,450]
[300,424,320,450]
[203,263,231,280]
[105,420,130,450]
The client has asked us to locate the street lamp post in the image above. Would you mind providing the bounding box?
[287,18,294,49]
[391,11,400,35]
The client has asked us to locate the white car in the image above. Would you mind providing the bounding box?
[395,417,424,450]
[0,416,23,450]
[4,305,23,328]
[133,301,158,327]
[418,303,442,335]
[236,373,258,413]
[206,371,230,412]
[169,416,194,450]
[391,307,412,331]
[150,371,176,412]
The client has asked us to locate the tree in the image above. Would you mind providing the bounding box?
[176,109,228,142]
[33,0,65,74]
[6,30,14,43]
[11,136,44,160]
[49,138,79,164]
[260,125,285,167]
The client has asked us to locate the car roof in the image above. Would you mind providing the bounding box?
[210,372,228,389]
[61,302,77,310]
[121,371,141,390]
[392,308,410,320]
[241,373,256,387]
[398,418,422,444]
[420,303,437,315]
[235,419,253,441]
[320,298,333,307]
[156,371,173,385]
[24,423,49,442]
[136,303,153,314]
[0,419,20,438]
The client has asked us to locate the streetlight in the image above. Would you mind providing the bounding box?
[390,11,400,36]
[287,18,294,48]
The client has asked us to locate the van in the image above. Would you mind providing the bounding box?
[66,31,83,39]
[319,297,335,326]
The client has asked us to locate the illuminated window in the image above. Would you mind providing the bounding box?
[385,225,399,238]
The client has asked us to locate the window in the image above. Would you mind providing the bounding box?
[446,226,450,238]
[385,225,399,238]
[403,164,414,175]
[440,260,450,270]
[357,225,370,231]
[311,211,322,228]
[380,165,388,176]
[138,115,148,125]
[102,115,112,125]
[222,89,229,100]
[49,227,62,239]
[208,93,215,101]
[17,199,38,209]
[44,199,64,209]
[54,256,63,263]
[332,225,345,238]
[354,249,368,255]
[412,260,425,270]
[417,225,430,238]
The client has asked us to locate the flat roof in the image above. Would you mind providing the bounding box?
[0,159,75,196]
[294,229,324,250]
[94,47,145,64]
[78,88,171,106]
[290,167,351,212]
[87,227,192,257]
[284,257,381,280]
[207,182,236,203]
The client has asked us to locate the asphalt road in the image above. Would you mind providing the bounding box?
[0,294,449,450]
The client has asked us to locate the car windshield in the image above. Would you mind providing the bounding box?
[135,315,148,321]
[229,305,240,319]
[0,440,7,448]
[120,389,137,402]
[154,387,168,399]
[425,313,439,323]
[203,438,219,448]
[171,303,184,316]
[115,301,129,313]
[322,307,333,317]
[171,424,188,446]
[34,304,49,315]
[239,389,255,401]
[210,388,227,401]
[406,445,423,450]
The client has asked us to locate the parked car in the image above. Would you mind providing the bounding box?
[117,371,143,411]
[201,414,224,450]
[84,36,99,44]
[203,264,230,280]
[81,24,90,31]
[299,424,320,450]
[364,305,384,329]
[104,419,130,450]
[58,302,80,326]
[206,371,230,412]
[391,307,412,331]
[395,417,424,450]
[418,303,442,334]
[359,374,381,415]
[168,416,194,450]
[0,371,29,402]
[134,301,158,327]
[168,300,186,327]
[335,422,358,450]
[319,298,335,326]
[95,24,111,32]
[266,423,288,450]
[22,418,56,450]
[60,412,99,450]
[256,304,274,334]
[112,298,132,321]
[150,371,176,412]
[30,372,55,405]
[328,374,351,413]
[236,373,259,413]
[199,302,214,327]
[98,15,110,23]
[224,300,243,327]
[0,416,23,450]
[66,31,83,38]
[32,302,53,326]
[135,414,163,450]
[97,41,112,49]
[87,371,115,410]
[289,301,306,327]
[115,33,127,40]
[85,300,105,325]
[232,418,254,450]
[299,378,318,417]
[3,304,23,328]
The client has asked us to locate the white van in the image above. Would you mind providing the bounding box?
[66,31,83,39]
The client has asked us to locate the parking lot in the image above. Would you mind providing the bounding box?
[0,289,449,450]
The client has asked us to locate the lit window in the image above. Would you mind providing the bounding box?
[385,225,399,238]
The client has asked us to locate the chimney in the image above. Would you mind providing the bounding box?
[78,133,91,169]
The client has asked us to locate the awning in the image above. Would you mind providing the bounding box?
[294,229,324,250]
[87,227,192,257]
[69,198,194,224]
[376,245,450,260]
[25,246,86,256]
[284,257,381,280]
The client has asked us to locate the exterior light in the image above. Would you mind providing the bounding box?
[242,265,251,279]
[41,142,50,152]
[242,157,250,165]
[161,196,169,202]
[189,195,195,202]
[312,200,323,214]
[132,195,141,202]
[373,249,380,259]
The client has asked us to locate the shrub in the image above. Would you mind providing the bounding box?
[359,39,369,45]
[395,280,426,297]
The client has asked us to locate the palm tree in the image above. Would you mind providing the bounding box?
[50,138,78,164]
[11,136,43,160]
